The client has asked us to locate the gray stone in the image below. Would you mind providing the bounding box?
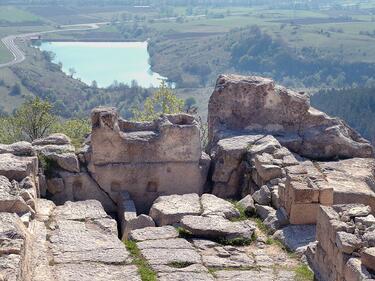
[215,267,295,281]
[255,204,276,220]
[238,195,255,215]
[0,153,38,181]
[129,226,179,242]
[336,232,362,254]
[149,193,201,226]
[180,215,256,240]
[355,215,375,227]
[252,185,271,205]
[158,272,215,281]
[53,263,141,281]
[0,141,35,157]
[201,194,240,219]
[32,133,71,146]
[273,224,316,252]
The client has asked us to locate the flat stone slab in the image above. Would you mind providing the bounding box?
[215,268,295,281]
[149,193,201,226]
[141,247,202,266]
[129,226,179,242]
[273,224,316,252]
[201,194,240,219]
[137,238,194,250]
[158,272,215,281]
[181,216,256,240]
[53,200,108,221]
[54,263,141,281]
[49,219,131,265]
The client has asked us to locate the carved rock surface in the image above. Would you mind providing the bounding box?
[208,74,373,159]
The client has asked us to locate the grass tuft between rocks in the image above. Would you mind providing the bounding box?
[167,261,194,268]
[294,264,314,281]
[124,240,157,281]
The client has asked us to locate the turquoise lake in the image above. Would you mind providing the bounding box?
[38,41,166,88]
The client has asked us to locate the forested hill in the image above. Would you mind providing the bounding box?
[311,87,375,145]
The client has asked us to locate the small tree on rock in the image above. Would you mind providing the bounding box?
[132,80,184,121]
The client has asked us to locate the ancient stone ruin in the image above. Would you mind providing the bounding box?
[0,74,375,281]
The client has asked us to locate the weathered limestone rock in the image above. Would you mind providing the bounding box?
[361,247,375,272]
[0,176,36,215]
[273,224,316,252]
[43,200,139,280]
[0,212,31,281]
[238,195,255,215]
[252,185,271,205]
[0,141,35,157]
[149,193,201,226]
[49,171,116,212]
[210,135,263,198]
[88,108,209,212]
[32,134,71,146]
[318,158,375,212]
[118,191,155,240]
[208,74,373,159]
[255,204,275,220]
[32,134,79,173]
[129,226,179,242]
[0,153,38,182]
[180,215,256,240]
[308,204,375,281]
[201,193,240,219]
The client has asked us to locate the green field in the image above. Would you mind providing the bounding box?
[0,6,41,23]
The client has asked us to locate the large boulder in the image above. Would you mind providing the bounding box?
[32,134,80,173]
[208,74,373,160]
[149,193,201,226]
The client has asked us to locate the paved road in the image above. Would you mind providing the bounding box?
[0,22,106,68]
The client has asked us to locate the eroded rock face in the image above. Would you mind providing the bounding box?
[88,107,210,213]
[208,74,373,160]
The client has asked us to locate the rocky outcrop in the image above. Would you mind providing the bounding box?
[86,107,210,213]
[208,74,373,159]
[307,204,375,281]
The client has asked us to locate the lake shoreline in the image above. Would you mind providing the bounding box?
[37,40,166,88]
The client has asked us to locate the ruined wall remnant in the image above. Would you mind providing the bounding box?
[208,74,374,160]
[308,204,375,281]
[87,107,210,213]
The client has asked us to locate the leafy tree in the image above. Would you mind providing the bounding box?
[52,119,91,149]
[132,81,184,121]
[11,97,57,141]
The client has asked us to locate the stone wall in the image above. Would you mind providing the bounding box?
[308,204,375,281]
[86,107,210,213]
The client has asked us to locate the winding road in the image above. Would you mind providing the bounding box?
[0,22,107,68]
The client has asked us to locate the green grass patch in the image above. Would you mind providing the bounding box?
[167,261,194,268]
[124,240,157,281]
[228,199,249,221]
[38,155,59,179]
[294,264,314,281]
[217,237,254,246]
[176,227,193,239]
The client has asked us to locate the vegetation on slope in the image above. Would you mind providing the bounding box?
[311,87,375,145]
